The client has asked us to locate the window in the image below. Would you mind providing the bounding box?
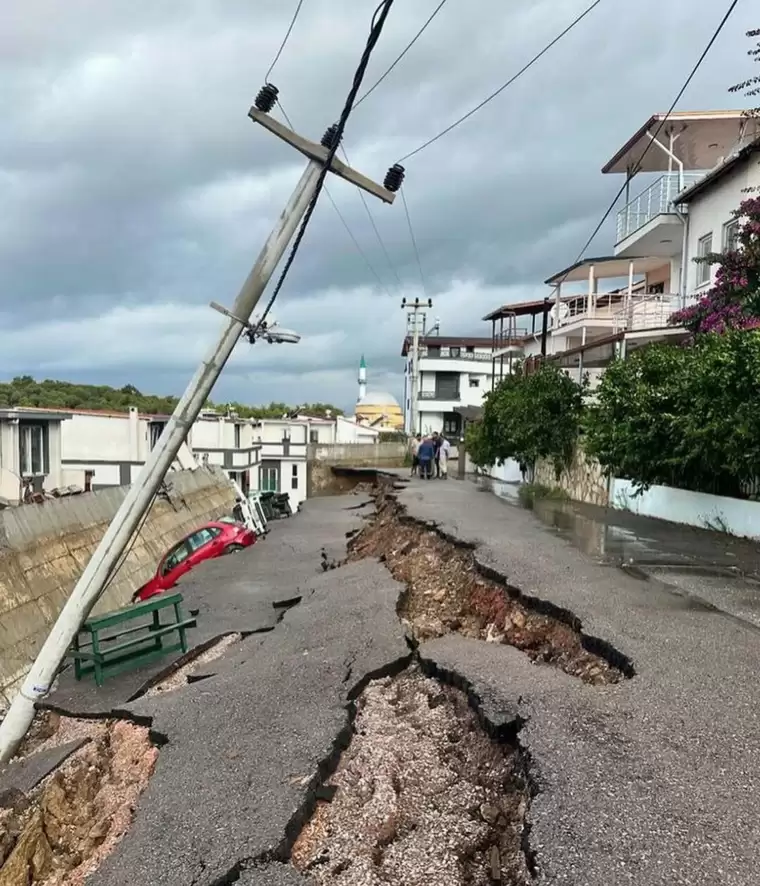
[309,429,319,443]
[696,234,713,286]
[148,421,166,449]
[291,464,299,490]
[724,219,740,252]
[450,346,461,358]
[427,346,440,358]
[469,376,480,388]
[234,424,242,449]
[161,541,191,575]
[261,465,279,492]
[18,423,48,476]
[186,526,219,552]
[466,346,474,353]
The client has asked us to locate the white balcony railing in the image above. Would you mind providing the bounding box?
[611,293,703,334]
[419,348,492,362]
[616,172,703,242]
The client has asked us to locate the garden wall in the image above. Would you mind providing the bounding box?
[611,479,760,539]
[534,446,610,507]
[0,466,236,706]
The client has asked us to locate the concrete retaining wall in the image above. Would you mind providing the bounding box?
[611,478,760,539]
[307,442,407,466]
[0,466,236,706]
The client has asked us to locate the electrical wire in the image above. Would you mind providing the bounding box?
[354,0,450,109]
[340,143,403,289]
[401,186,427,296]
[397,0,604,163]
[276,100,393,297]
[265,0,307,82]
[559,0,741,283]
[252,0,397,334]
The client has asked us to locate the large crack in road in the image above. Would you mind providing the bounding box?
[349,482,633,684]
[291,668,533,886]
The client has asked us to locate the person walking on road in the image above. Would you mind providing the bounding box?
[417,436,434,480]
[409,434,421,476]
[439,435,451,479]
[432,432,443,478]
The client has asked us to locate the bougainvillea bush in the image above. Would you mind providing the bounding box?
[670,196,760,334]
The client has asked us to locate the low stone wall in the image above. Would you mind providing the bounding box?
[0,466,236,706]
[306,442,407,498]
[534,446,609,507]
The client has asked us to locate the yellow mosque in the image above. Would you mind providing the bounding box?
[352,355,404,431]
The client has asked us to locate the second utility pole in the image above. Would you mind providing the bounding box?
[0,88,398,764]
[402,296,432,435]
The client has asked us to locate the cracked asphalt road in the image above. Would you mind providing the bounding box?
[29,478,760,886]
[394,474,760,885]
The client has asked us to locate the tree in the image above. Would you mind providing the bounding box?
[728,28,760,122]
[466,364,585,477]
[585,332,760,497]
[0,377,343,420]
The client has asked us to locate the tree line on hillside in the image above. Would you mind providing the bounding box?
[0,377,343,419]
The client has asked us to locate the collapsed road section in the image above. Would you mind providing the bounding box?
[292,668,533,886]
[349,482,634,684]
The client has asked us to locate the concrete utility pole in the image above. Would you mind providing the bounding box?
[402,297,432,435]
[0,96,397,764]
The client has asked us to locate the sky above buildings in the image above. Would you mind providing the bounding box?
[1,0,754,411]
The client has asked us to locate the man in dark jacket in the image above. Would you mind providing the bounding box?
[432,432,443,478]
[417,436,434,480]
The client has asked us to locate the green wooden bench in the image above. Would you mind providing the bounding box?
[68,592,197,686]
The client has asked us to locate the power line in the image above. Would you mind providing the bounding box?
[276,100,393,297]
[560,0,741,282]
[340,143,403,289]
[397,0,604,163]
[254,0,396,331]
[354,0,451,109]
[266,0,307,82]
[401,186,427,296]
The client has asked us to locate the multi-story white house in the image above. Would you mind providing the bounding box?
[485,110,760,386]
[401,335,505,437]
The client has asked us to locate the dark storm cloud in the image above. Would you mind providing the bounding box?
[0,0,755,407]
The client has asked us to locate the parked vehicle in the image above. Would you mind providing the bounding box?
[132,520,255,602]
[229,478,267,536]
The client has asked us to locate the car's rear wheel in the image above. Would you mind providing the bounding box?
[225,543,245,554]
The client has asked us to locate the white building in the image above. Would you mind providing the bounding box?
[484,111,760,386]
[0,408,69,503]
[401,335,503,437]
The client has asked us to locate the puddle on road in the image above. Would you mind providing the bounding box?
[476,476,760,627]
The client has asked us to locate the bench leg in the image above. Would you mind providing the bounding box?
[151,607,163,651]
[174,600,189,653]
[73,635,82,681]
[92,635,104,687]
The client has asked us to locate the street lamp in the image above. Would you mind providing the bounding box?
[242,316,302,346]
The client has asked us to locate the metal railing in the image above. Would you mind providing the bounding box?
[612,293,701,334]
[420,348,493,362]
[419,391,461,401]
[616,172,703,242]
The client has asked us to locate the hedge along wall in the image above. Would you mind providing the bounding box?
[0,466,236,707]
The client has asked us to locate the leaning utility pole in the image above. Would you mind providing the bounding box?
[0,87,399,763]
[402,296,432,435]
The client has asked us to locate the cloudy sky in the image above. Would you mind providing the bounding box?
[1,0,753,411]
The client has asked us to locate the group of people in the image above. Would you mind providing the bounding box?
[409,431,451,480]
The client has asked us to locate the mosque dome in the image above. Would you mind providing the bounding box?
[357,391,400,408]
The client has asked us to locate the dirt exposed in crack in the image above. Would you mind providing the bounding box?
[349,486,625,685]
[143,633,242,697]
[0,719,157,886]
[291,668,532,886]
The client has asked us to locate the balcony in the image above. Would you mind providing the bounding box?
[419,391,460,402]
[616,172,703,243]
[420,347,492,362]
[613,292,699,335]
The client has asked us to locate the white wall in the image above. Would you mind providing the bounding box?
[612,478,760,540]
[682,154,760,295]
[335,416,379,443]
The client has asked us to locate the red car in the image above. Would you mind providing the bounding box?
[133,520,255,602]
